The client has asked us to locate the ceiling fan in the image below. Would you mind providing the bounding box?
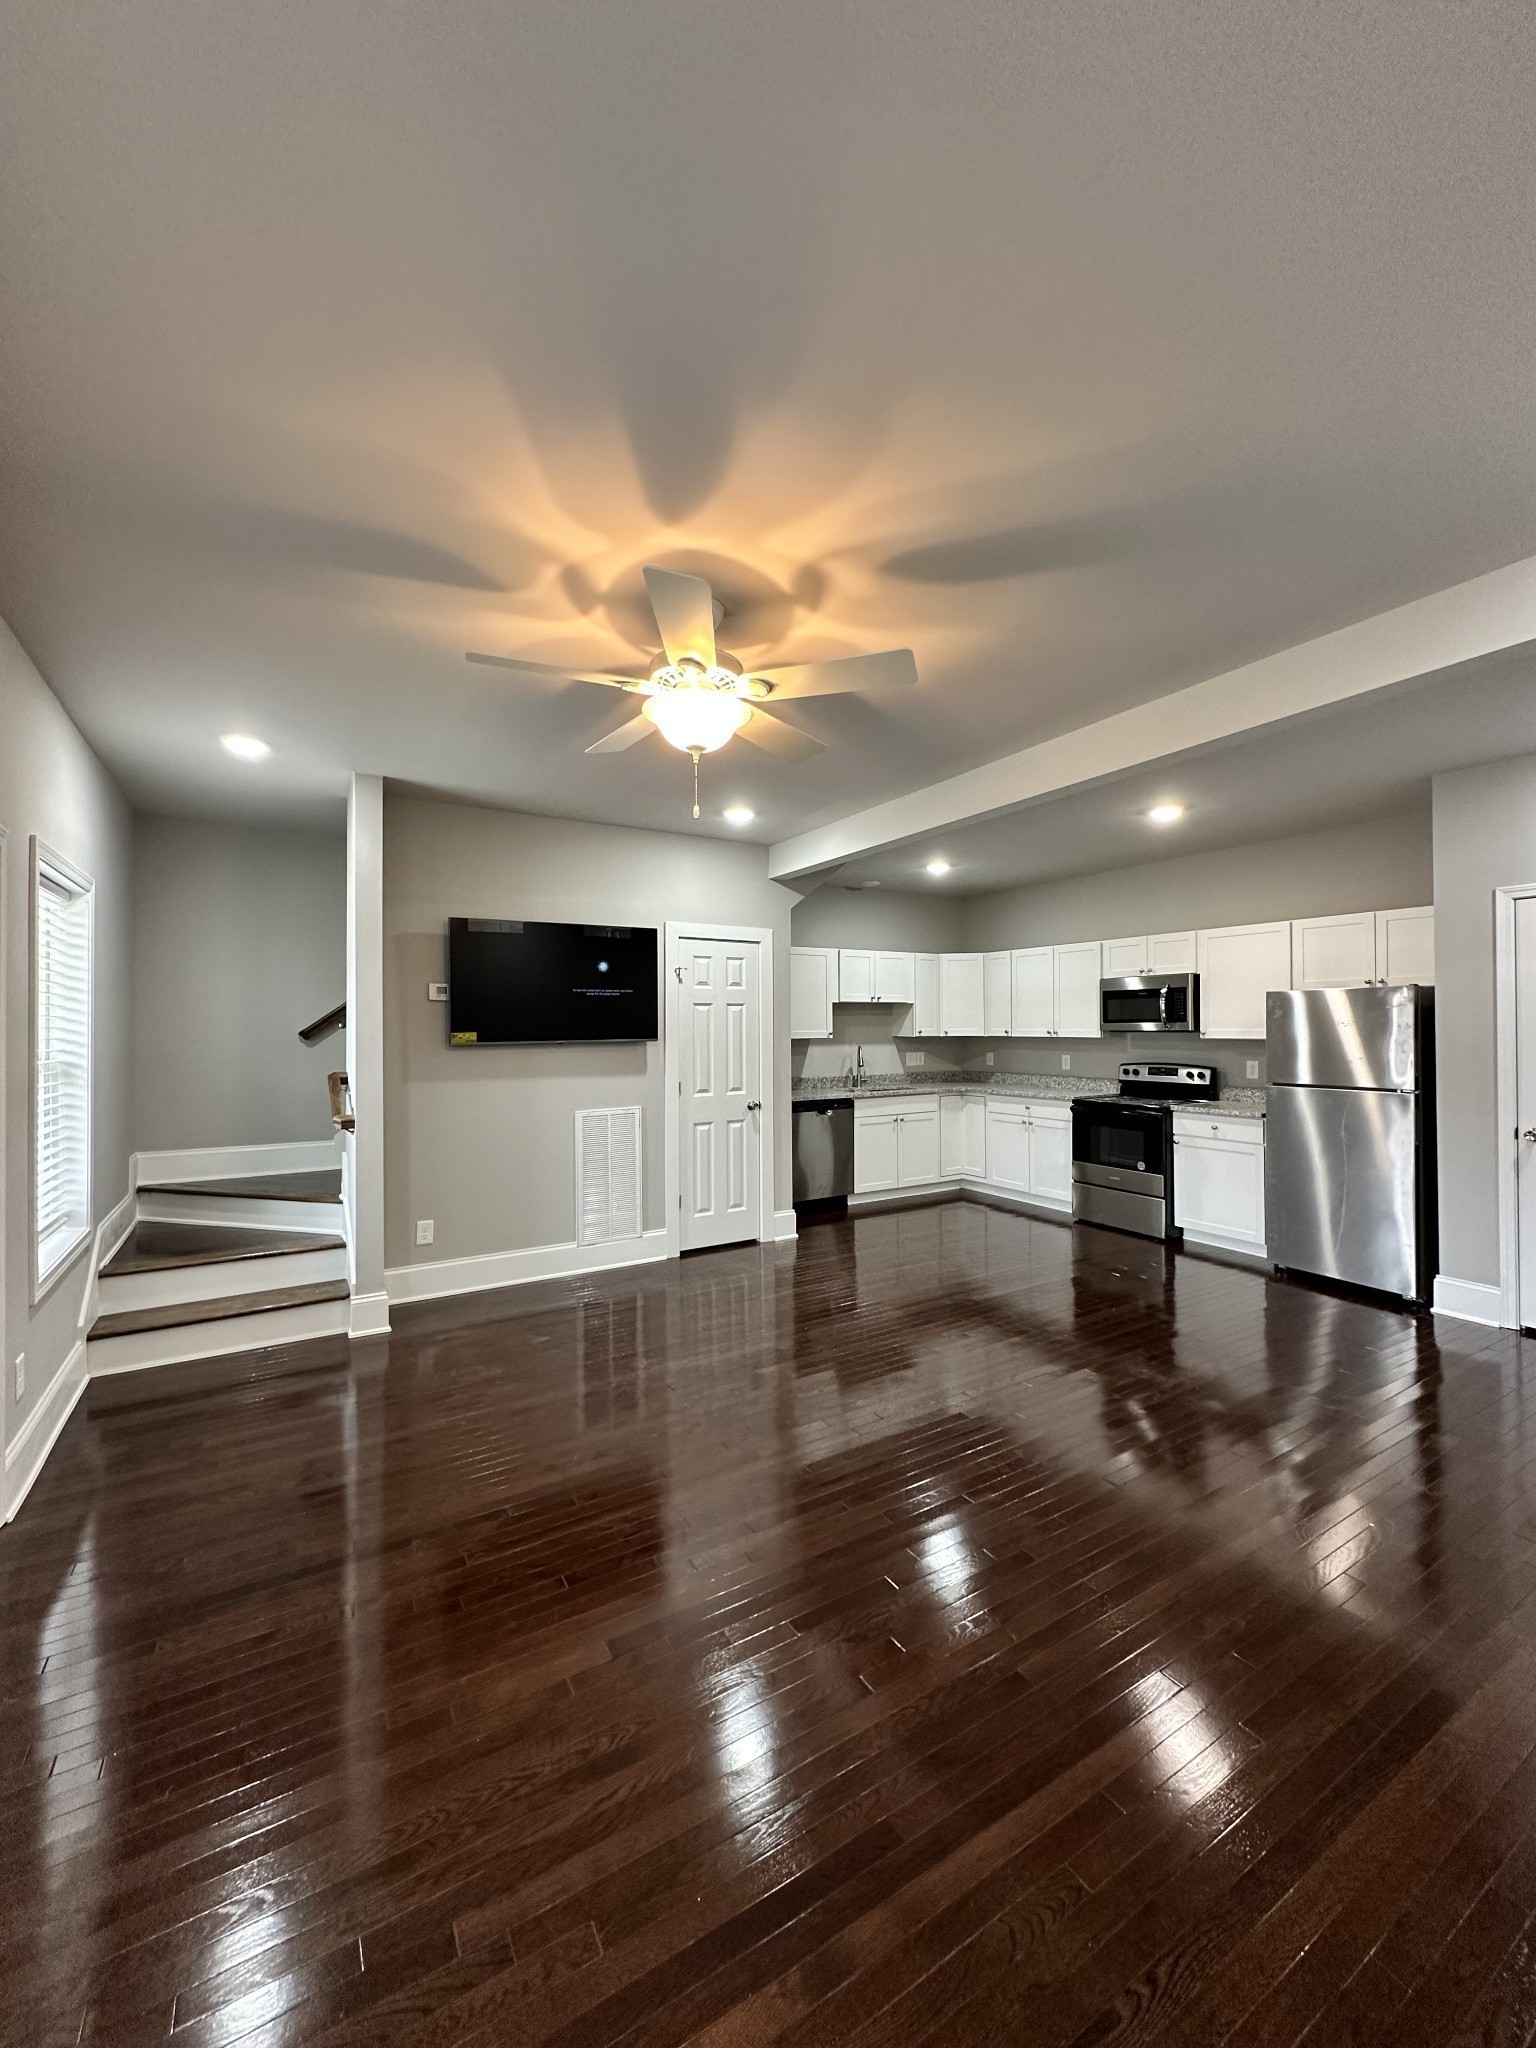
[466,566,918,817]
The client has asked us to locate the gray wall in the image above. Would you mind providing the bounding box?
[1431,754,1536,1290]
[961,812,1432,951]
[133,817,346,1151]
[791,884,964,952]
[0,618,133,1461]
[384,793,797,1271]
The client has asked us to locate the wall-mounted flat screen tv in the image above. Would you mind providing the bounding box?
[446,919,659,1044]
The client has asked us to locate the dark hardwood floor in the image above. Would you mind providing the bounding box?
[6,1199,1536,2046]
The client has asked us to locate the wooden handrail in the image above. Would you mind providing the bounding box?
[328,1071,355,1133]
[300,1001,346,1045]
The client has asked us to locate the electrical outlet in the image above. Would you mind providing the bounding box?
[428,982,449,1002]
[1060,1054,1071,1070]
[415,1219,435,1246]
[985,1051,995,1068]
[1246,1060,1260,1080]
[13,1354,24,1402]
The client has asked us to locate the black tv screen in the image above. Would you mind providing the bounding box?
[447,919,658,1044]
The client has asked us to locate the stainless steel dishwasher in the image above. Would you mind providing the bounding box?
[793,1096,854,1206]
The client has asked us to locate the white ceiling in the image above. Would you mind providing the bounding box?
[3,3,1536,838]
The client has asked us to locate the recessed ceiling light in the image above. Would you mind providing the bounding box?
[221,733,270,761]
[861,880,882,889]
[1146,803,1184,825]
[722,805,754,826]
[925,859,951,877]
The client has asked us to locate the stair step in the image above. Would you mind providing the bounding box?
[102,1220,345,1278]
[136,1170,342,1204]
[91,1279,350,1341]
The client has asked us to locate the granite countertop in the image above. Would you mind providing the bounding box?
[791,1074,1267,1118]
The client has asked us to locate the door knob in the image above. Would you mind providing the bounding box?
[747,1100,762,1112]
[1524,1129,1536,1143]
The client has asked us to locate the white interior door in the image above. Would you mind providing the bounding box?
[1516,899,1536,1326]
[680,936,763,1252]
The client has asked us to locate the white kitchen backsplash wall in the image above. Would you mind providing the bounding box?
[964,1035,1266,1085]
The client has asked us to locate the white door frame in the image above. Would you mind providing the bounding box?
[1493,882,1536,1327]
[663,922,776,1258]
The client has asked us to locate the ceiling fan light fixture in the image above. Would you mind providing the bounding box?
[642,689,750,754]
[723,805,755,826]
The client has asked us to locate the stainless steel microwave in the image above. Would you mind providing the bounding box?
[1099,972,1200,1034]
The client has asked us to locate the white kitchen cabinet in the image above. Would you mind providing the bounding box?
[940,953,984,1036]
[940,1093,987,1177]
[789,946,837,1039]
[984,1099,1072,1208]
[983,951,1013,1035]
[1027,1104,1073,1205]
[874,951,916,1003]
[1173,1113,1266,1254]
[910,953,942,1035]
[1147,931,1198,974]
[838,949,876,1002]
[1102,935,1148,976]
[1196,922,1294,1040]
[1375,906,1434,985]
[1291,911,1378,989]
[1054,942,1103,1039]
[985,1101,1030,1190]
[854,1096,941,1191]
[1010,948,1055,1036]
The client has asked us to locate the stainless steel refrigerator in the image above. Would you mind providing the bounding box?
[1265,985,1437,1303]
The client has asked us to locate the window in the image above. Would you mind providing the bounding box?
[33,842,92,1291]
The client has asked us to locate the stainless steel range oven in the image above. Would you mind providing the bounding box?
[1071,1063,1218,1240]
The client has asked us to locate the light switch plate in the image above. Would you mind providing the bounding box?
[1060,1054,1071,1070]
[428,982,449,1002]
[13,1354,23,1402]
[415,1219,435,1246]
[1246,1060,1260,1080]
[985,1051,995,1067]
[906,1049,925,1067]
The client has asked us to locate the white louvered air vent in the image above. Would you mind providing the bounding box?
[576,1107,642,1246]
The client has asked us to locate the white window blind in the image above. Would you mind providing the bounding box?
[35,854,92,1286]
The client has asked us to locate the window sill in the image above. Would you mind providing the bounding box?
[34,1221,90,1304]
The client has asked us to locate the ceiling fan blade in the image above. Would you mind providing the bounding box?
[585,713,656,755]
[643,566,717,669]
[466,651,640,690]
[750,647,918,699]
[738,706,826,763]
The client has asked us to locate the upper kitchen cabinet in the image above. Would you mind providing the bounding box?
[939,952,984,1035]
[1146,931,1198,974]
[1010,947,1054,1036]
[874,951,917,1003]
[1291,911,1379,989]
[1054,941,1103,1038]
[1375,906,1434,985]
[1197,922,1294,1039]
[838,948,875,1002]
[789,946,837,1038]
[982,952,1013,1035]
[909,953,942,1035]
[1102,935,1147,976]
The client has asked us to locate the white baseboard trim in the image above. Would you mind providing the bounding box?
[848,1178,1073,1220]
[1433,1275,1504,1326]
[1181,1226,1271,1262]
[771,1208,798,1241]
[76,1187,138,1333]
[348,1290,392,1338]
[4,1340,87,1524]
[133,1138,340,1187]
[387,1228,670,1306]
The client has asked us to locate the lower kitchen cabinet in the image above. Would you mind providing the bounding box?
[940,1093,986,1177]
[984,1100,1071,1209]
[1172,1113,1266,1254]
[854,1097,941,1192]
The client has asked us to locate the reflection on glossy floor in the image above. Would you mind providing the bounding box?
[7,1201,1536,2047]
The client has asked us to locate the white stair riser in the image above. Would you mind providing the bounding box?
[88,1299,350,1376]
[136,1191,345,1232]
[98,1245,348,1313]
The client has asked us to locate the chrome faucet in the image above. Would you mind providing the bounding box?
[855,1045,865,1089]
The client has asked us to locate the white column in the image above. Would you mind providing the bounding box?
[346,774,389,1337]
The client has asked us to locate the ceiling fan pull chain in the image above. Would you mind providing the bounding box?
[691,747,701,820]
